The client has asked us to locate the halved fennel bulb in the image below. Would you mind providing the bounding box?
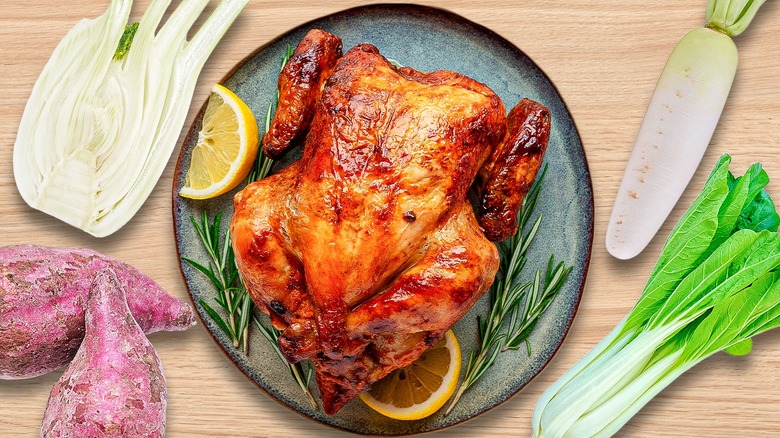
[13,0,248,237]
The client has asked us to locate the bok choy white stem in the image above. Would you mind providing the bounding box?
[13,0,248,237]
[606,0,767,260]
[533,155,780,437]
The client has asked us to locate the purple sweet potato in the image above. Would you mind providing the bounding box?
[41,268,167,437]
[0,244,195,379]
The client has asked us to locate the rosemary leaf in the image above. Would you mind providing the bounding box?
[182,257,222,290]
[238,292,253,353]
[199,299,234,341]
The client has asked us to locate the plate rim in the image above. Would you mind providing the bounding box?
[172,3,594,435]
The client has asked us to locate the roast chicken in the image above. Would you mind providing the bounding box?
[230,29,551,415]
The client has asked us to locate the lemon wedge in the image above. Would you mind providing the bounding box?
[359,329,461,421]
[179,84,259,200]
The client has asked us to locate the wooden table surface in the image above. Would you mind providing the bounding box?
[2,1,779,436]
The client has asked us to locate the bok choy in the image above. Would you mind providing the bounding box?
[533,154,780,437]
[13,0,248,237]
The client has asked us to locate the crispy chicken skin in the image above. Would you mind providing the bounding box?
[477,98,551,241]
[231,29,550,415]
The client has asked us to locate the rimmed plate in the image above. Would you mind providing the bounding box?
[173,4,593,435]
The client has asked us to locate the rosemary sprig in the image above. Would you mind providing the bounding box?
[247,44,293,182]
[254,317,318,410]
[445,167,572,415]
[183,211,252,352]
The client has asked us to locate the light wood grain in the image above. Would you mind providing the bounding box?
[2,1,779,437]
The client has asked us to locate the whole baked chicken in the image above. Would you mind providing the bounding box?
[231,29,550,415]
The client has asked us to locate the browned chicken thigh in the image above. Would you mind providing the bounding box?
[231,29,550,415]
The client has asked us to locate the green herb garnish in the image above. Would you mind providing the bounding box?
[184,211,249,351]
[445,168,572,415]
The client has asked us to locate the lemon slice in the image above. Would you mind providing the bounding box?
[359,329,461,421]
[179,84,259,199]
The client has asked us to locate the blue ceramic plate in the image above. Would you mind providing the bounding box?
[173,4,593,435]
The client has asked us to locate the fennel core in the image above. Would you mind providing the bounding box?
[113,22,139,60]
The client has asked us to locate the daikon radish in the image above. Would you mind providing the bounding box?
[606,0,766,260]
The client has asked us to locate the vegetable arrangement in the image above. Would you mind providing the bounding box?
[12,0,249,237]
[0,245,194,435]
[5,0,776,434]
[607,0,767,260]
[41,269,167,437]
[533,155,780,437]
[0,244,195,380]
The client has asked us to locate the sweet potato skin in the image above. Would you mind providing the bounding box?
[41,268,166,437]
[0,244,195,379]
